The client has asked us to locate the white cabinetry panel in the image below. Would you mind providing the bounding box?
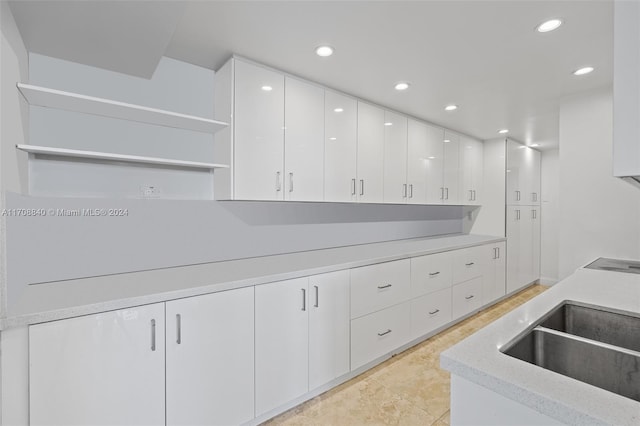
[350,259,411,319]
[29,304,166,426]
[407,118,429,204]
[357,102,385,203]
[284,77,325,201]
[234,60,285,200]
[324,91,357,202]
[452,277,483,319]
[410,287,453,339]
[410,250,453,297]
[460,135,483,205]
[166,288,254,426]
[424,123,446,204]
[482,242,506,306]
[383,111,408,203]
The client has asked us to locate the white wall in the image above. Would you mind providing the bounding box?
[558,88,640,279]
[540,149,559,284]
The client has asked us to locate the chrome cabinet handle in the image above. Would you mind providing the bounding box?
[276,171,282,192]
[428,309,440,315]
[516,209,520,220]
[176,314,181,345]
[351,178,356,195]
[469,190,473,201]
[445,187,449,200]
[516,190,520,201]
[150,319,156,352]
[493,247,498,259]
[377,284,392,289]
[465,262,475,266]
[377,329,392,337]
[289,173,294,192]
[440,187,444,200]
[301,288,306,311]
[314,285,319,308]
[403,183,407,198]
[465,295,475,300]
[473,190,476,201]
[360,179,364,196]
[409,184,413,198]
[428,271,440,276]
[497,247,500,258]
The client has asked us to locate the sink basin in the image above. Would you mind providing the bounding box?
[502,302,640,402]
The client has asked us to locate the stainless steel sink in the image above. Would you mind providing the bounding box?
[502,302,640,402]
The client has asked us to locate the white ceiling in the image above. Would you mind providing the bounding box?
[9,1,614,149]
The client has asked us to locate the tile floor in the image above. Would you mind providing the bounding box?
[266,284,549,426]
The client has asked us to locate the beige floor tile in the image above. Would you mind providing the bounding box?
[266,284,548,425]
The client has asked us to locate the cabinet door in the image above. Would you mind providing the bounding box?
[452,277,483,319]
[324,91,357,202]
[410,251,453,297]
[255,277,309,416]
[531,207,541,282]
[506,140,524,205]
[460,136,483,205]
[357,102,385,203]
[482,243,506,306]
[443,130,460,204]
[234,60,285,200]
[285,77,325,201]
[506,207,522,294]
[383,111,408,203]
[308,270,350,391]
[30,304,165,426]
[529,148,541,205]
[406,118,429,204]
[350,259,411,319]
[166,288,254,426]
[410,287,453,339]
[519,208,535,287]
[424,123,445,204]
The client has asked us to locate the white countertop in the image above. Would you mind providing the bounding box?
[441,267,640,426]
[3,233,503,330]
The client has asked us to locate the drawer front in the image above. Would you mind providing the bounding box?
[410,251,453,298]
[410,287,453,339]
[350,302,411,370]
[452,277,483,319]
[452,246,484,284]
[350,259,410,319]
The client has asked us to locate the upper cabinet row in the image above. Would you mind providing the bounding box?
[214,58,483,205]
[506,139,541,205]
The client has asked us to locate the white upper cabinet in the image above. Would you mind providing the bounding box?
[529,149,541,205]
[233,60,285,200]
[507,140,540,205]
[284,77,325,201]
[443,130,460,204]
[324,91,358,202]
[406,119,429,204]
[383,111,408,203]
[357,102,385,203]
[423,123,446,204]
[459,135,483,205]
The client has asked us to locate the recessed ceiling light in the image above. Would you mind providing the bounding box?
[333,108,344,113]
[315,45,334,57]
[427,156,436,160]
[261,85,273,91]
[573,66,594,76]
[530,143,540,147]
[394,82,410,91]
[444,139,451,143]
[329,137,337,141]
[384,122,393,126]
[536,18,563,33]
[445,105,458,111]
[498,129,509,134]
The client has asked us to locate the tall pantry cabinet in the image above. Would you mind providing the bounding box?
[506,140,541,293]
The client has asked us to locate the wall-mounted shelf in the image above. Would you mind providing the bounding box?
[17,83,228,134]
[16,145,229,171]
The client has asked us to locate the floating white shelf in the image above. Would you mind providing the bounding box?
[17,83,229,134]
[16,145,230,171]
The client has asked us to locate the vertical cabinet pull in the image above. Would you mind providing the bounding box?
[440,187,444,200]
[351,178,356,195]
[403,184,408,198]
[276,171,282,192]
[493,247,498,259]
[301,288,306,311]
[289,173,294,192]
[473,190,476,201]
[445,187,449,200]
[515,190,520,201]
[516,209,520,220]
[150,319,156,352]
[314,285,319,308]
[497,247,500,258]
[409,184,413,198]
[469,190,473,201]
[360,179,365,196]
[176,314,182,345]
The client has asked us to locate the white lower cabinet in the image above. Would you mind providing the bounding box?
[29,303,166,426]
[452,277,483,319]
[350,259,411,319]
[165,287,254,426]
[410,251,453,297]
[452,245,484,284]
[410,287,453,339]
[350,301,412,370]
[482,242,506,306]
[255,271,350,416]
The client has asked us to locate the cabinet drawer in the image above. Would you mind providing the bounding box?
[350,259,410,319]
[410,251,453,297]
[452,277,483,319]
[452,246,484,284]
[410,287,452,339]
[350,302,411,370]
